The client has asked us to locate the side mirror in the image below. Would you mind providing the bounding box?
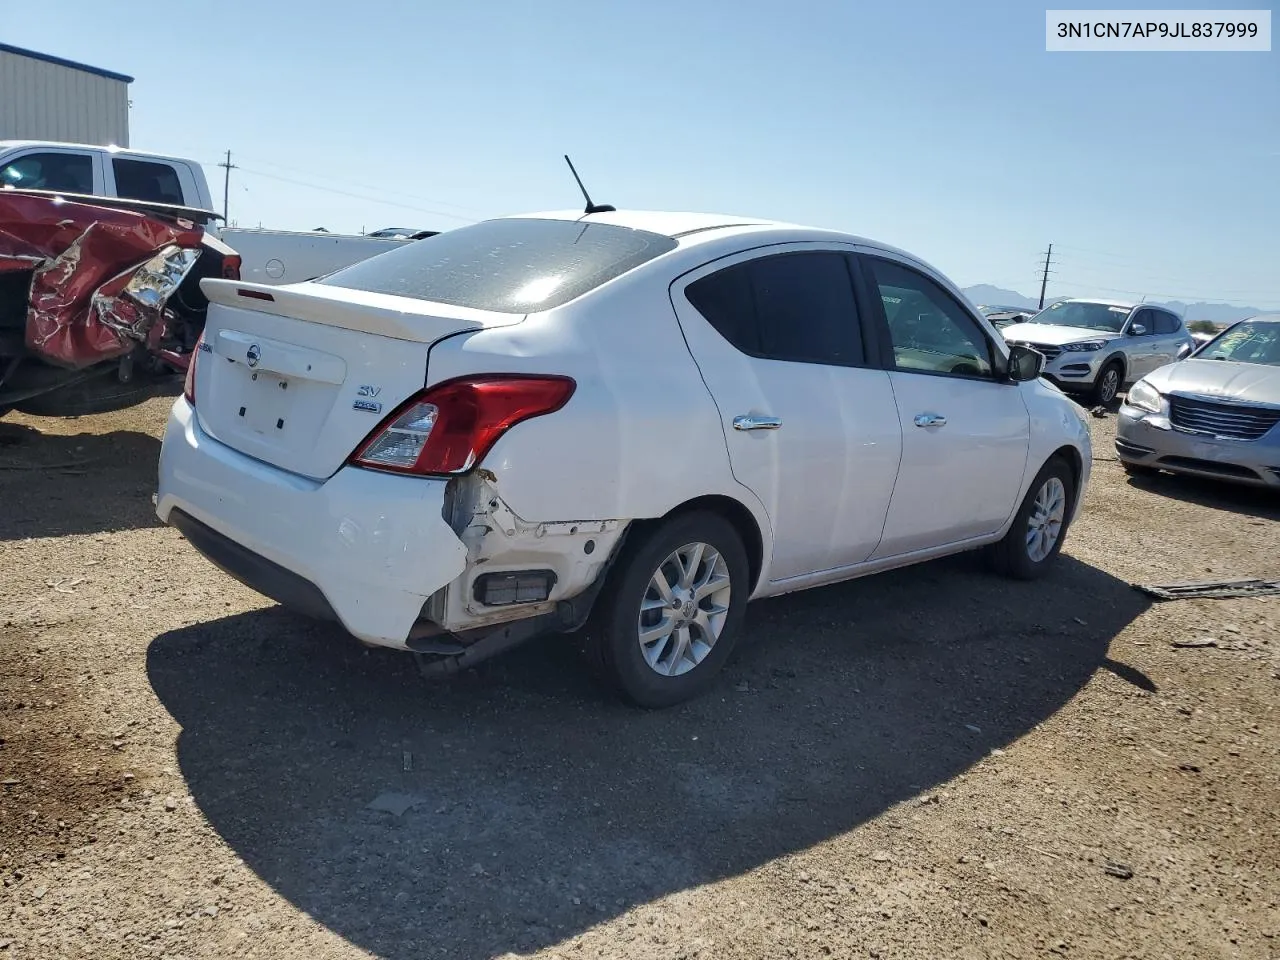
[1007,343,1045,383]
[1176,342,1193,360]
[1129,323,1147,336]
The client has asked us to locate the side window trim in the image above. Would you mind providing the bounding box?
[675,242,878,371]
[854,252,1004,382]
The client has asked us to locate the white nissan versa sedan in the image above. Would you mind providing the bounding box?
[156,210,1092,707]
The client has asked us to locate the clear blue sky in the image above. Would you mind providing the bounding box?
[7,0,1278,308]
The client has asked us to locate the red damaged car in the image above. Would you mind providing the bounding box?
[0,190,239,417]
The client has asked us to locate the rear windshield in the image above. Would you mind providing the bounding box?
[317,217,678,313]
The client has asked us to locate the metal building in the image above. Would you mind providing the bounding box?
[0,43,132,147]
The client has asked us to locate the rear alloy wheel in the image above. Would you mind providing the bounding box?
[585,512,749,708]
[987,457,1076,580]
[1091,362,1122,406]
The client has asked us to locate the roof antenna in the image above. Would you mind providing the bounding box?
[564,155,615,215]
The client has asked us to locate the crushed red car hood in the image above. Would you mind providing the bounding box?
[0,192,212,368]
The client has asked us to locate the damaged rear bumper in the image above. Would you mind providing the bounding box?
[156,399,469,647]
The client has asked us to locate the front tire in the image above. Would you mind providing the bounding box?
[1090,361,1123,406]
[987,457,1076,580]
[584,511,749,708]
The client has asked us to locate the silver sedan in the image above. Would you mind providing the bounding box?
[1115,315,1280,488]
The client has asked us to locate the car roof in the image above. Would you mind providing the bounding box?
[0,140,200,167]
[1054,297,1140,310]
[502,208,934,260]
[506,208,791,237]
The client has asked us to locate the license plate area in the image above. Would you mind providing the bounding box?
[237,370,296,436]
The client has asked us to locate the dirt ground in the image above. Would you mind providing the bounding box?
[1,394,1277,960]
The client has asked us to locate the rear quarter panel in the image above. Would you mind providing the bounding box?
[423,267,772,537]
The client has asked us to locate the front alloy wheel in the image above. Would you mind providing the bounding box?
[987,456,1076,580]
[1093,363,1121,405]
[1025,476,1067,562]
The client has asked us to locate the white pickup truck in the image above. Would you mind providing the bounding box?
[0,140,425,284]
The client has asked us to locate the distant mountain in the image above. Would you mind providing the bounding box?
[962,285,1051,311]
[961,285,1268,326]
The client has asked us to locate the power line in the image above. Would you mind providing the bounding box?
[1051,278,1279,307]
[234,166,479,224]
[233,154,487,218]
[1055,253,1277,297]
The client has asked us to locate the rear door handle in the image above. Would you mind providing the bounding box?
[913,413,947,428]
[733,415,782,431]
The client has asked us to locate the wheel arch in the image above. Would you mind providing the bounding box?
[1101,351,1128,382]
[1049,444,1084,507]
[627,494,767,594]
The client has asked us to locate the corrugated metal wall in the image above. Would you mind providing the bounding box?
[0,50,130,146]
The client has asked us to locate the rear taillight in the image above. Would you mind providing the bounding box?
[350,375,576,476]
[183,332,204,405]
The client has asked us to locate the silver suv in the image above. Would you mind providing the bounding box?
[1000,299,1195,405]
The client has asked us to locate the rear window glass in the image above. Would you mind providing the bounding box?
[317,218,678,313]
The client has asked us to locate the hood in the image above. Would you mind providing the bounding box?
[1001,323,1122,347]
[1143,358,1280,406]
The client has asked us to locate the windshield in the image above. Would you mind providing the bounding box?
[1195,320,1280,366]
[318,217,678,313]
[1025,300,1130,333]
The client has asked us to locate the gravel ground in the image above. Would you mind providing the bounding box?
[1,396,1277,960]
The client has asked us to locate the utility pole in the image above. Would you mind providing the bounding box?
[217,150,237,222]
[1037,243,1055,309]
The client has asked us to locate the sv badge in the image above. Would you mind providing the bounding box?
[354,385,382,413]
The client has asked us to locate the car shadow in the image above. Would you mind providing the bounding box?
[0,422,164,541]
[1125,470,1280,521]
[148,553,1150,960]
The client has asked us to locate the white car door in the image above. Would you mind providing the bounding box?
[669,245,902,583]
[856,254,1031,557]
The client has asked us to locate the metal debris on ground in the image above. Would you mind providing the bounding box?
[1133,579,1280,601]
[1090,405,1109,418]
[1104,862,1134,880]
[1171,638,1218,649]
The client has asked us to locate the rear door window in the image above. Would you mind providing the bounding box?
[1153,311,1180,335]
[318,218,678,313]
[0,152,93,193]
[112,158,187,205]
[685,251,865,366]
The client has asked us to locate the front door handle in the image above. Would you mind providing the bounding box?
[733,415,782,431]
[913,413,947,428]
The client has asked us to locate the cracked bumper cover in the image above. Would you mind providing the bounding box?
[156,399,469,646]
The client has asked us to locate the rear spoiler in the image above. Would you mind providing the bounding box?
[1,188,222,228]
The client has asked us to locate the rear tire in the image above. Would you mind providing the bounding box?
[583,511,749,708]
[1090,361,1123,406]
[987,456,1076,581]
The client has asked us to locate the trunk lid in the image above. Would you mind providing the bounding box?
[193,279,522,479]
